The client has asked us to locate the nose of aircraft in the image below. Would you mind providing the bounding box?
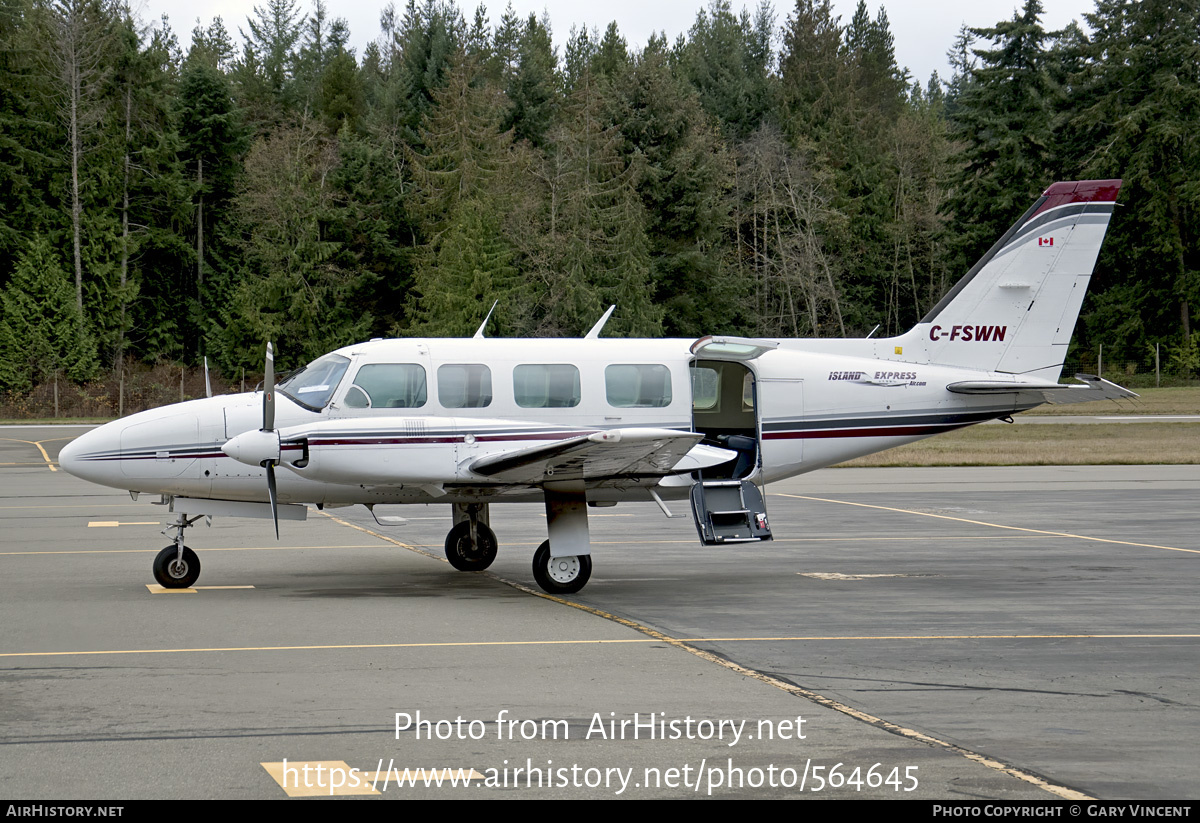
[57,423,121,487]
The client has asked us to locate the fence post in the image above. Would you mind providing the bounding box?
[1156,343,1160,389]
[119,369,124,418]
[1098,344,1103,378]
[53,371,59,418]
[180,367,184,403]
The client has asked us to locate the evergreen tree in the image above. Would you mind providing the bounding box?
[406,54,529,335]
[946,0,1055,271]
[0,235,98,393]
[677,0,774,138]
[607,44,737,336]
[531,69,661,337]
[1065,0,1200,351]
[503,12,558,147]
[214,119,370,370]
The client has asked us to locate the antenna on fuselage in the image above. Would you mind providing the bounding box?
[585,305,616,339]
[473,301,499,339]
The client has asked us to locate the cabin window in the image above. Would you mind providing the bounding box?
[344,363,427,409]
[742,371,755,412]
[691,366,720,411]
[513,364,581,408]
[605,364,672,408]
[276,353,349,411]
[439,364,492,408]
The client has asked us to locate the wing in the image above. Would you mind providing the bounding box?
[947,373,1138,405]
[469,428,735,484]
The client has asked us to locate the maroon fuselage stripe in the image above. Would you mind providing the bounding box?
[764,422,974,439]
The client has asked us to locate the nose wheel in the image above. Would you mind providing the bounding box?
[444,520,498,571]
[153,545,201,588]
[532,540,591,594]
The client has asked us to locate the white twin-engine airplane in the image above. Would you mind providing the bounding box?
[60,180,1135,595]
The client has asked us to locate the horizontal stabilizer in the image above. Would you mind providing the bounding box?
[470,428,735,484]
[946,373,1138,405]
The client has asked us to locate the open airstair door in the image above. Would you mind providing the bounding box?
[688,341,773,545]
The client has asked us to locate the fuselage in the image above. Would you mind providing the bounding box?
[58,335,1037,507]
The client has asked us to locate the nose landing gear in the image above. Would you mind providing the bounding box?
[153,512,204,588]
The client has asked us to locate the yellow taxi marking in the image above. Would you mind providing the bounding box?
[259,762,485,796]
[0,504,147,509]
[145,584,255,593]
[798,572,918,581]
[145,584,196,594]
[88,521,160,527]
[776,493,1200,555]
[0,438,58,471]
[260,761,379,797]
[359,768,485,782]
[0,544,379,556]
[311,511,1103,802]
[6,633,1200,659]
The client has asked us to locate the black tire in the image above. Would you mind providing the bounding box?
[444,520,498,571]
[531,540,592,595]
[153,545,201,588]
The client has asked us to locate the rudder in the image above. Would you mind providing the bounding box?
[901,180,1121,380]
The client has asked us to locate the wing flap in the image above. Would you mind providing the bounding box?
[947,373,1138,405]
[470,428,735,484]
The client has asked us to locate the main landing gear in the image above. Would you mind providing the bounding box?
[444,503,498,571]
[153,512,204,588]
[442,501,593,594]
[532,540,592,595]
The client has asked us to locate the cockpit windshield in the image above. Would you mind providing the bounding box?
[276,353,350,411]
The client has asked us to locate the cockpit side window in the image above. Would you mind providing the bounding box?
[344,363,428,409]
[276,353,350,411]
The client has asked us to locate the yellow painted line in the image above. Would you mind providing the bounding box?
[260,762,485,797]
[359,768,485,782]
[88,521,160,527]
[0,504,147,510]
[315,510,427,554]
[485,585,1099,801]
[145,584,254,593]
[798,572,917,580]
[261,761,379,797]
[34,443,57,470]
[0,544,380,556]
[776,493,1200,555]
[0,438,57,471]
[6,633,1198,659]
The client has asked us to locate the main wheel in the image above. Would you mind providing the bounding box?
[444,521,498,571]
[153,545,201,588]
[531,540,592,595]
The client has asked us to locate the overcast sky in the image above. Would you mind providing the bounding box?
[134,0,1098,87]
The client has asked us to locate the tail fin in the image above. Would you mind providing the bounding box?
[902,180,1121,380]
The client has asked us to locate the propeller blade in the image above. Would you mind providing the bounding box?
[263,341,275,432]
[203,357,212,399]
[266,460,279,540]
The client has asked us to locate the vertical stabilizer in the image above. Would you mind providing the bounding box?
[901,180,1121,380]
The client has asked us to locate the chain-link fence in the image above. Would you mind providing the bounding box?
[0,363,251,420]
[1062,343,1200,388]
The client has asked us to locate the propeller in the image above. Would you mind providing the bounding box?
[262,342,278,539]
[203,356,212,398]
[221,342,283,538]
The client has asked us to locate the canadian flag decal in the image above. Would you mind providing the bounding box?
[1038,237,1054,246]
